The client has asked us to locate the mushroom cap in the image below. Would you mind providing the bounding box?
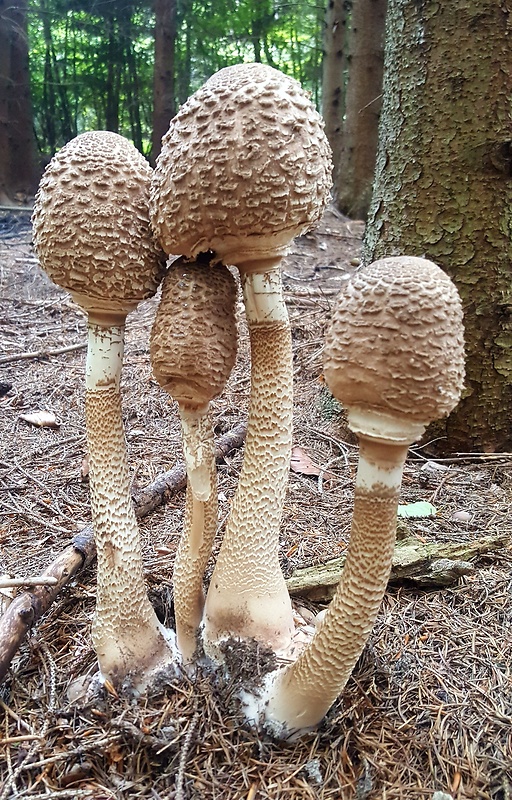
[323,256,465,425]
[150,63,332,266]
[150,256,238,408]
[32,131,166,322]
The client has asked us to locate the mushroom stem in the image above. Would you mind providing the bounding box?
[178,404,214,503]
[264,417,416,731]
[85,323,175,684]
[203,265,294,654]
[173,406,219,662]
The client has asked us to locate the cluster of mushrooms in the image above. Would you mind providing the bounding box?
[31,63,465,738]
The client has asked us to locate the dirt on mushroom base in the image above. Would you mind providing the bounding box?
[0,207,511,799]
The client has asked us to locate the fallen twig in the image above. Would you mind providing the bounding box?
[0,421,247,684]
[0,341,86,365]
[0,576,58,589]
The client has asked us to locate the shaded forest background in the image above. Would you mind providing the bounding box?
[0,0,386,219]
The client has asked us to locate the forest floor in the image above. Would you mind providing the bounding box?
[0,207,511,800]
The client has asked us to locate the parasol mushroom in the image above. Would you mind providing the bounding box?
[260,256,465,734]
[32,131,176,687]
[150,62,332,656]
[150,255,238,661]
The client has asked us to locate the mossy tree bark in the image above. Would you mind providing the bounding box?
[335,0,386,220]
[364,0,512,453]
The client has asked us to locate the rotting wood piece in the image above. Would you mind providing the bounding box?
[0,421,247,684]
[286,532,510,602]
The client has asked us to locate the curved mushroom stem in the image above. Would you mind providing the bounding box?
[264,412,424,733]
[203,264,294,656]
[86,322,176,686]
[173,405,219,662]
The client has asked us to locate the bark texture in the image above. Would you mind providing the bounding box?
[0,0,37,202]
[364,0,512,452]
[151,0,177,163]
[335,0,386,219]
[322,0,350,171]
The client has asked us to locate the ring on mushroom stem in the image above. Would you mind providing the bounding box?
[150,62,333,658]
[249,256,465,736]
[32,131,177,689]
[150,256,238,663]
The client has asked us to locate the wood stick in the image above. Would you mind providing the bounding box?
[0,342,86,365]
[286,532,510,602]
[0,422,247,683]
[0,576,58,589]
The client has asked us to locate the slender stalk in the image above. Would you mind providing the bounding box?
[86,323,175,685]
[173,406,219,662]
[265,434,410,732]
[203,266,295,655]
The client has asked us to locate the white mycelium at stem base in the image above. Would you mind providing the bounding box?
[150,63,332,655]
[150,258,238,662]
[261,256,465,734]
[32,131,174,687]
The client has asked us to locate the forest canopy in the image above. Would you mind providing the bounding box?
[28,0,324,160]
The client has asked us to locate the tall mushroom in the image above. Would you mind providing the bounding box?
[150,63,332,655]
[261,256,465,733]
[150,255,238,662]
[32,131,176,687]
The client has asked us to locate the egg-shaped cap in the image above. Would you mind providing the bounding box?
[150,256,238,408]
[324,256,465,426]
[151,63,332,267]
[32,131,166,323]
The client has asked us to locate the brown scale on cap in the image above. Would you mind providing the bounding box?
[263,256,465,734]
[151,256,238,410]
[324,256,465,427]
[151,258,238,661]
[151,62,332,268]
[33,131,166,324]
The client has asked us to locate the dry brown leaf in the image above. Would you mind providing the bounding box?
[19,410,60,429]
[290,445,322,476]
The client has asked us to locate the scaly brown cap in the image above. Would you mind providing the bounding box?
[151,63,332,267]
[150,256,238,408]
[32,131,166,324]
[324,256,465,425]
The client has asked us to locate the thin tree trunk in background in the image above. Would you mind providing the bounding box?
[0,0,37,201]
[151,0,177,163]
[105,19,121,133]
[322,0,350,175]
[364,0,512,453]
[0,0,12,203]
[336,0,386,219]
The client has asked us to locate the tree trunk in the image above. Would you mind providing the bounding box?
[151,0,177,163]
[0,0,12,203]
[322,0,350,172]
[8,0,37,197]
[0,0,37,202]
[335,0,386,219]
[364,0,512,453]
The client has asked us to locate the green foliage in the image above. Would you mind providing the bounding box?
[27,0,324,158]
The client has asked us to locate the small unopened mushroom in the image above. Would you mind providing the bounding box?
[150,256,238,661]
[32,131,175,687]
[262,256,465,733]
[151,63,332,655]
